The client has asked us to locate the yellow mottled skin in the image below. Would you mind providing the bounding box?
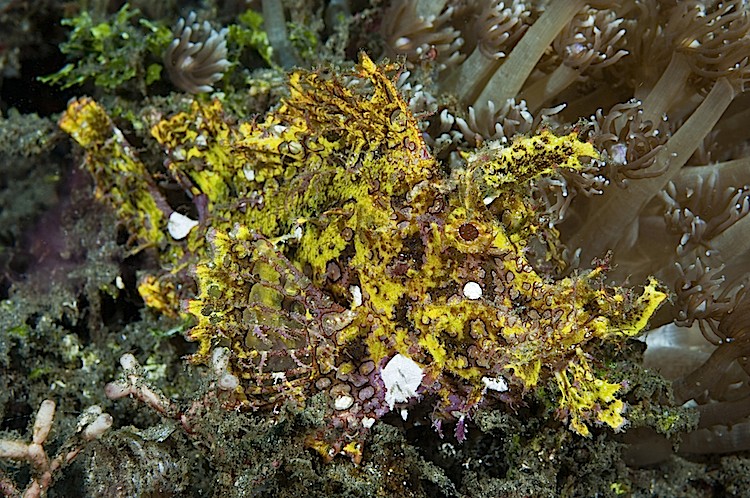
[59,97,168,250]
[178,55,666,442]
[59,55,667,458]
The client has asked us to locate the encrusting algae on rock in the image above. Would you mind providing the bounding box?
[59,53,666,462]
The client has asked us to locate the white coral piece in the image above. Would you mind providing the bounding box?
[381,353,424,410]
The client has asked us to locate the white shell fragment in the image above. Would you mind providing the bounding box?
[463,281,483,300]
[350,285,363,307]
[167,212,199,240]
[218,373,239,391]
[381,353,424,410]
[481,376,509,393]
[211,347,230,374]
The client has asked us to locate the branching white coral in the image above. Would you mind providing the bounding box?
[0,400,111,498]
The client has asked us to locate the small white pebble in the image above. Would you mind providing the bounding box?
[362,417,376,429]
[463,281,483,300]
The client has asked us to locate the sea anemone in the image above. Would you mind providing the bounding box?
[381,0,750,461]
[163,11,230,94]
